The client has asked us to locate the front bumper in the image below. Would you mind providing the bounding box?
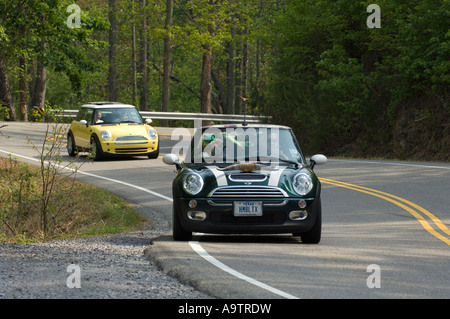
[100,139,158,156]
[175,197,320,234]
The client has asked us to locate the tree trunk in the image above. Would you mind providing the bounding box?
[199,1,216,125]
[18,6,28,122]
[31,34,47,112]
[235,56,242,115]
[226,26,236,114]
[255,38,261,89]
[19,54,28,121]
[200,49,213,125]
[211,68,225,114]
[161,0,173,127]
[32,59,47,109]
[0,52,17,121]
[132,22,137,106]
[240,26,249,115]
[138,0,148,110]
[108,0,118,102]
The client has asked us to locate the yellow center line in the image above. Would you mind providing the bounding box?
[320,178,450,246]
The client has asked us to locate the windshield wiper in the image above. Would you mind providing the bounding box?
[261,156,299,167]
[120,120,141,124]
[237,156,300,168]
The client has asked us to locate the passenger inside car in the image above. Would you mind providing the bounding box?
[94,111,103,124]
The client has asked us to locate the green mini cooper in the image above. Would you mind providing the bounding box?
[163,124,327,244]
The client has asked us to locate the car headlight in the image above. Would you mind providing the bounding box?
[100,130,111,141]
[148,128,157,139]
[183,172,204,195]
[292,172,313,195]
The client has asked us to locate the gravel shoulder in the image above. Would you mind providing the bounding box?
[0,207,211,299]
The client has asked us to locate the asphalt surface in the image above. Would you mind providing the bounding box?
[1,121,449,299]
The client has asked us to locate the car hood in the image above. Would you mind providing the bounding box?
[96,124,151,138]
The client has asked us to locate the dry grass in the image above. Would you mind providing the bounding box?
[0,157,150,243]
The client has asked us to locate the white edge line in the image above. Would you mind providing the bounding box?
[0,150,173,202]
[1,149,297,299]
[189,239,299,299]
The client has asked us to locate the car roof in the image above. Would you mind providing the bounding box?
[81,102,137,109]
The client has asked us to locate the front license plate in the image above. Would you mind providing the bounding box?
[233,201,263,217]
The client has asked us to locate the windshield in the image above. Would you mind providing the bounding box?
[188,127,305,165]
[93,107,144,125]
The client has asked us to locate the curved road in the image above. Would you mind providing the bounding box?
[1,121,449,298]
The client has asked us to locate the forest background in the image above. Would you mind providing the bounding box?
[0,0,448,161]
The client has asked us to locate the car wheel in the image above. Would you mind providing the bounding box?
[67,133,76,157]
[90,135,103,161]
[172,202,192,241]
[299,198,322,244]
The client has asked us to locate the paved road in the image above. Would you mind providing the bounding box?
[1,121,449,299]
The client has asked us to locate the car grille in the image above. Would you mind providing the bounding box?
[115,148,148,153]
[114,136,149,145]
[209,186,287,198]
[114,135,148,141]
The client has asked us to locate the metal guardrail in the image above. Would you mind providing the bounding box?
[51,109,268,123]
[140,111,266,123]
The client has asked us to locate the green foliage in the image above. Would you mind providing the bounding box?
[0,0,107,102]
[0,24,8,42]
[257,0,449,159]
[0,105,8,120]
[1,0,448,159]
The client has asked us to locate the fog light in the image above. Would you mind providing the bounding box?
[188,199,198,208]
[289,210,308,221]
[187,211,206,221]
[298,200,307,209]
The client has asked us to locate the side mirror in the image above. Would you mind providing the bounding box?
[163,154,181,170]
[145,118,152,124]
[79,120,88,126]
[310,154,327,169]
[162,154,180,165]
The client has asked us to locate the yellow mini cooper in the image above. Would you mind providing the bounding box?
[67,102,159,160]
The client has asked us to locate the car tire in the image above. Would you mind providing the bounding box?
[67,133,76,157]
[299,198,322,244]
[172,203,192,241]
[90,135,103,161]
